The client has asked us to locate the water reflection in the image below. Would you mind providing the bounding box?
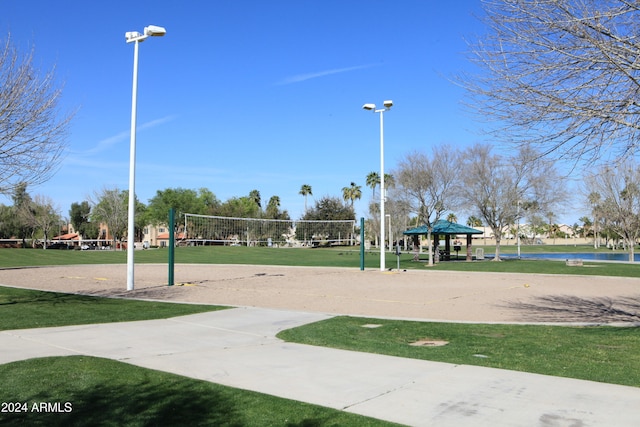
[500,252,639,262]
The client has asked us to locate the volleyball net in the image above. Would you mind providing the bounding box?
[183,214,357,247]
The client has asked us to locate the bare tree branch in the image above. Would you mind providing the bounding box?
[90,188,129,248]
[392,146,460,265]
[17,194,60,247]
[584,161,640,261]
[0,34,74,193]
[459,143,567,260]
[460,0,640,164]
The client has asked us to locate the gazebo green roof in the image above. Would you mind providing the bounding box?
[403,219,483,236]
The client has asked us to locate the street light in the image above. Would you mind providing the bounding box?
[363,100,393,271]
[125,25,166,291]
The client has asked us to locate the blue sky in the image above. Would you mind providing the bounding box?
[3,1,566,224]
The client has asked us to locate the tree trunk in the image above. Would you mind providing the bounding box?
[493,236,502,261]
[627,239,635,263]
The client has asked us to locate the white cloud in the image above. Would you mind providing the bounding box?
[71,115,177,156]
[276,64,377,85]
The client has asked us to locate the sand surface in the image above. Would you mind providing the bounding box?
[2,264,640,324]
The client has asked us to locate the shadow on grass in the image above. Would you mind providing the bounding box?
[1,381,242,427]
[0,286,227,332]
[0,290,102,306]
[1,386,340,427]
[0,357,387,427]
[506,295,640,323]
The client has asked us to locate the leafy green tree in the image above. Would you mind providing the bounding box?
[147,187,219,227]
[215,196,261,219]
[304,196,354,221]
[69,201,97,238]
[199,188,220,215]
[0,204,17,238]
[11,183,33,246]
[297,196,354,243]
[0,184,32,239]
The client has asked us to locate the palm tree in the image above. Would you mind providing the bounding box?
[588,191,602,249]
[342,182,362,207]
[579,216,592,238]
[466,216,483,227]
[366,172,379,199]
[249,189,261,209]
[265,195,281,218]
[299,184,312,212]
[383,173,395,189]
[547,223,561,244]
[366,172,395,200]
[447,213,458,223]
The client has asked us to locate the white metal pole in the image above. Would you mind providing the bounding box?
[379,110,385,271]
[126,39,140,291]
[517,201,521,259]
[387,213,391,251]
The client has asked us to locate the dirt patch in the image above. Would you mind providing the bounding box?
[1,263,639,323]
[409,339,449,347]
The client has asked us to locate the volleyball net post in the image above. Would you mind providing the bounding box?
[360,217,365,270]
[168,208,175,286]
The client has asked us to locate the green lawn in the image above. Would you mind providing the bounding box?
[278,316,640,388]
[0,287,399,426]
[1,244,639,425]
[2,245,639,278]
[474,242,622,254]
[0,356,398,427]
[0,286,228,331]
[431,257,640,277]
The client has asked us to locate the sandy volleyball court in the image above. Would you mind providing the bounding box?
[1,264,639,323]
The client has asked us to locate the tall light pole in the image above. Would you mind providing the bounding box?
[363,100,393,271]
[125,25,166,291]
[516,200,522,259]
[386,213,391,252]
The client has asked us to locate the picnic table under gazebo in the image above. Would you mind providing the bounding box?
[403,219,483,261]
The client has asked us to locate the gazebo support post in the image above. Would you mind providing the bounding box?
[466,234,473,261]
[444,236,451,261]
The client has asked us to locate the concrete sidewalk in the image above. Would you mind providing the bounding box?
[2,307,640,426]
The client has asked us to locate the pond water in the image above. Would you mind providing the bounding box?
[499,252,639,262]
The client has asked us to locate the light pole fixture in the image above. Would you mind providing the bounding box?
[125,25,166,291]
[363,100,393,271]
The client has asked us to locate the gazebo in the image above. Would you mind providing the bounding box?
[403,219,483,261]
